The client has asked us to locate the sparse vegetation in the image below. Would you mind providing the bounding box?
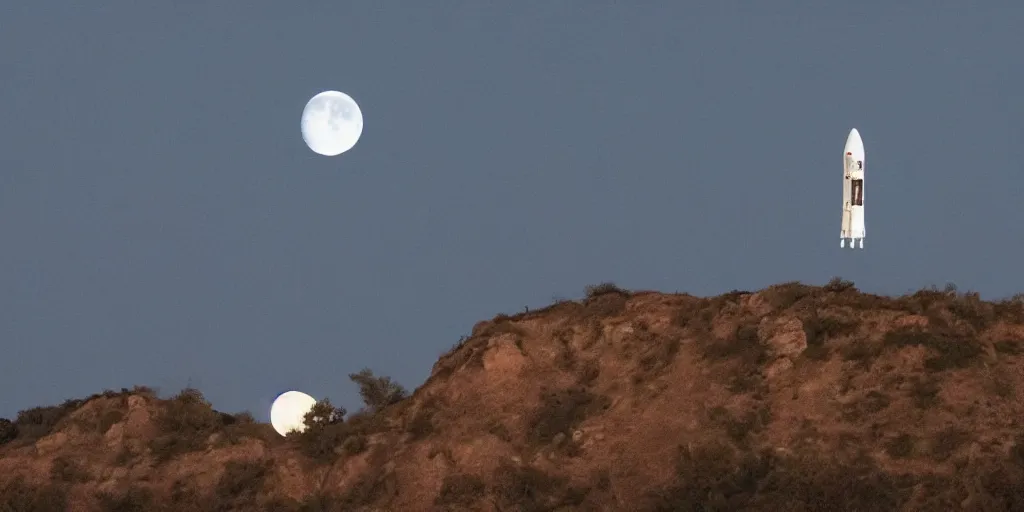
[885,433,916,458]
[529,386,610,445]
[148,388,228,462]
[581,287,630,319]
[5,282,1024,509]
[406,405,435,440]
[0,418,16,445]
[0,477,68,512]
[95,486,156,512]
[435,473,486,508]
[349,368,408,413]
[763,281,816,310]
[883,327,983,371]
[13,400,86,442]
[803,314,860,348]
[490,461,588,511]
[50,456,90,484]
[214,459,272,508]
[584,281,629,299]
[824,276,857,293]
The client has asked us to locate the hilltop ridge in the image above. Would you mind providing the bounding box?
[2,279,1024,511]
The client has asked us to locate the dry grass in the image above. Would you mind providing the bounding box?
[5,281,1024,510]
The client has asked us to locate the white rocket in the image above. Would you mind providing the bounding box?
[840,128,865,248]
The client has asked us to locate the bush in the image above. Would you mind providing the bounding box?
[882,328,982,371]
[909,377,942,409]
[672,299,717,333]
[763,281,815,310]
[0,478,68,511]
[434,473,486,507]
[994,340,1023,355]
[0,418,17,445]
[349,369,407,413]
[94,486,156,512]
[214,459,271,507]
[804,315,859,347]
[490,462,587,511]
[528,387,610,445]
[884,433,915,458]
[50,456,90,483]
[643,444,915,511]
[406,406,435,441]
[584,282,629,299]
[703,321,768,368]
[948,291,996,330]
[148,388,228,462]
[13,399,85,441]
[930,427,971,462]
[289,398,350,462]
[824,277,857,293]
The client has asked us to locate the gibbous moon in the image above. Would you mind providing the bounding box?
[300,90,364,156]
[270,390,317,437]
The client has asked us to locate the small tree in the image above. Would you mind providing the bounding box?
[349,368,407,413]
[0,418,17,445]
[824,277,856,293]
[302,399,346,429]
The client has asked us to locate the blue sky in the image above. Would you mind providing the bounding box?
[2,3,1022,420]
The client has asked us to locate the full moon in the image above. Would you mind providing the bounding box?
[300,90,364,156]
[269,390,317,437]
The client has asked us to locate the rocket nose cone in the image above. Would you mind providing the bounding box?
[845,128,864,155]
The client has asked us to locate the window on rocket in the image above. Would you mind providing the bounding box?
[857,160,862,170]
[851,179,863,206]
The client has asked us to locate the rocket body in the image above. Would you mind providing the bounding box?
[840,128,865,248]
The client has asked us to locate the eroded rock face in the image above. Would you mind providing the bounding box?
[764,357,794,380]
[5,285,1024,511]
[482,334,527,374]
[758,316,808,358]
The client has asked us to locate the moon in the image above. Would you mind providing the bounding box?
[300,90,364,156]
[269,390,317,437]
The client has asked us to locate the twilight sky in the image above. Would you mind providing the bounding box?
[2,3,1022,420]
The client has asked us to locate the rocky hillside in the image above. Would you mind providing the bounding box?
[3,280,1024,511]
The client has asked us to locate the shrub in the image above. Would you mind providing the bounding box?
[50,456,90,484]
[885,433,915,458]
[148,388,227,462]
[0,477,68,512]
[672,299,717,333]
[584,282,629,299]
[930,427,971,462]
[708,405,772,445]
[13,399,85,441]
[349,369,407,413]
[528,387,610,445]
[994,340,1023,355]
[215,459,271,506]
[804,315,859,347]
[909,377,942,409]
[704,321,768,370]
[434,473,487,507]
[490,462,587,511]
[644,445,913,511]
[763,281,815,310]
[341,434,368,455]
[94,486,156,512]
[882,328,982,371]
[290,398,350,462]
[0,418,17,445]
[406,406,435,441]
[948,291,995,330]
[824,277,857,293]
